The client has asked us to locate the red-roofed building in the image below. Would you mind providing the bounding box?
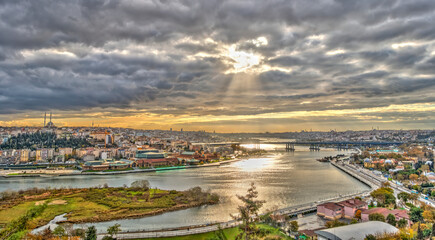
[317,198,367,220]
[361,208,410,226]
[337,198,368,219]
[317,202,344,220]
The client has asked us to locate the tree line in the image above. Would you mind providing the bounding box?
[0,132,92,150]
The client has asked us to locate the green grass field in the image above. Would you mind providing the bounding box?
[0,186,219,231]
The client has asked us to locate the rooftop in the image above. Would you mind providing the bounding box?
[318,202,342,211]
[337,198,366,208]
[315,221,399,240]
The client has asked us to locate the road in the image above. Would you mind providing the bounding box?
[97,221,241,240]
[338,160,435,207]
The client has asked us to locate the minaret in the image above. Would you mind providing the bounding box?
[44,112,46,127]
[50,112,52,123]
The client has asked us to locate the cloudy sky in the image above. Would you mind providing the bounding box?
[0,0,434,132]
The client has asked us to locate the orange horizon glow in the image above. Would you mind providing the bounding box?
[1,102,434,133]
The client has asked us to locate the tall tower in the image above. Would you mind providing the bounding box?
[50,112,52,123]
[44,112,46,127]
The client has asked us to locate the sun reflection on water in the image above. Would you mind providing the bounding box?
[232,157,275,172]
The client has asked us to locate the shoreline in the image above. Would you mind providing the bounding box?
[17,151,375,239]
[0,157,249,179]
[329,160,377,189]
[3,186,220,235]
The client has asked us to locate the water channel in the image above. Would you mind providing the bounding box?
[0,145,370,233]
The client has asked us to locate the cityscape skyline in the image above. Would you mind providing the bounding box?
[0,0,434,132]
[1,1,435,239]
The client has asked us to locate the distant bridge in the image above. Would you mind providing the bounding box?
[196,141,404,147]
[261,141,404,146]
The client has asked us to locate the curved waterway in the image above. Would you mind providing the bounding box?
[0,145,370,233]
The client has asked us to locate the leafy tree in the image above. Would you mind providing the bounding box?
[231,182,265,240]
[369,213,385,222]
[409,193,419,204]
[410,207,424,223]
[72,228,86,238]
[350,219,358,224]
[85,226,97,240]
[130,180,150,191]
[370,187,396,206]
[354,209,362,220]
[0,132,92,150]
[397,219,407,228]
[423,228,431,238]
[325,219,347,228]
[410,174,419,182]
[386,214,396,226]
[423,210,434,222]
[396,173,405,181]
[290,221,298,232]
[365,234,376,240]
[107,223,121,239]
[397,192,410,203]
[53,225,66,238]
[417,223,424,240]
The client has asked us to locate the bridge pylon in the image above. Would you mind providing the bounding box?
[285,143,295,151]
[309,144,320,151]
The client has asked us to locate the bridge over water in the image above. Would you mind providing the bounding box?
[261,141,404,146]
[198,141,404,146]
[199,141,403,151]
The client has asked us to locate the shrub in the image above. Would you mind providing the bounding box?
[369,213,385,222]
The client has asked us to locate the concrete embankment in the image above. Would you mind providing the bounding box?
[330,161,380,189]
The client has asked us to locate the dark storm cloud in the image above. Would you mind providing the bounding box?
[0,0,434,127]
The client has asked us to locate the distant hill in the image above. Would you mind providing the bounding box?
[0,132,92,150]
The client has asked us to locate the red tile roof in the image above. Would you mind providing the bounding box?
[362,208,409,220]
[319,202,342,211]
[338,199,367,208]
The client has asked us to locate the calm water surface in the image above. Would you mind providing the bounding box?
[0,145,369,232]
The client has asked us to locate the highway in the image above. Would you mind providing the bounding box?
[337,160,435,207]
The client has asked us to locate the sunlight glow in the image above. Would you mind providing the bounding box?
[326,49,346,55]
[392,42,418,49]
[227,45,261,73]
[249,36,268,47]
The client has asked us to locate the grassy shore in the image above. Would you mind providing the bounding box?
[0,186,219,232]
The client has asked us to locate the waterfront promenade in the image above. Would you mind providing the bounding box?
[0,158,243,178]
